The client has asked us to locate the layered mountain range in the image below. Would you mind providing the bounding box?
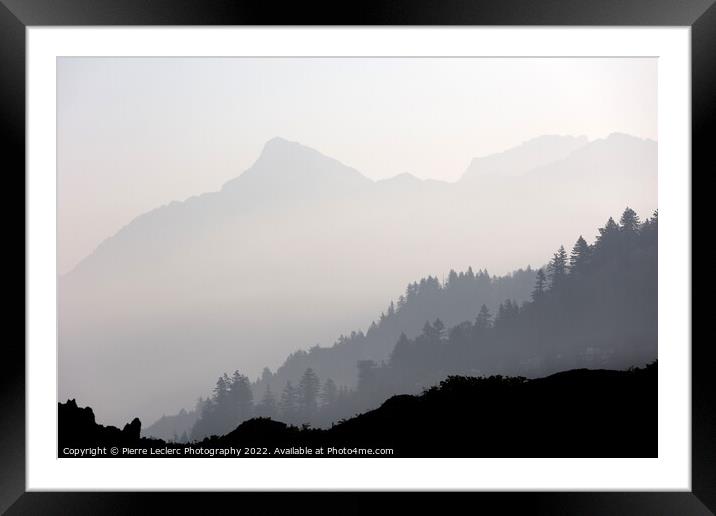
[59,133,657,426]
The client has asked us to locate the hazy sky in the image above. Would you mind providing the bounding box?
[58,57,656,274]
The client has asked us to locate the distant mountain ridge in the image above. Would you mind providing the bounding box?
[59,133,657,427]
[462,134,589,180]
[64,133,655,279]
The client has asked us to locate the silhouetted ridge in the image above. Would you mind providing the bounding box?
[60,133,656,431]
[183,207,656,440]
[59,363,656,458]
[241,263,536,428]
[59,399,156,449]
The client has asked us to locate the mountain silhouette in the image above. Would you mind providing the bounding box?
[59,134,657,427]
[461,134,589,180]
[176,207,656,440]
[59,362,656,458]
[222,137,372,198]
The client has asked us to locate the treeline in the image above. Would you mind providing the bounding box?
[250,265,536,403]
[349,207,657,413]
[193,367,352,439]
[188,269,535,438]
[185,207,656,439]
[61,362,657,458]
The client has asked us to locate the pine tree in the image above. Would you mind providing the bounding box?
[432,318,446,339]
[532,268,547,300]
[596,217,620,247]
[504,299,519,319]
[229,371,253,423]
[547,245,568,288]
[397,295,406,310]
[569,236,591,273]
[495,300,518,328]
[619,207,641,256]
[620,207,641,233]
[297,368,321,421]
[213,374,229,405]
[475,304,493,329]
[320,378,338,407]
[496,302,506,326]
[257,384,277,419]
[279,381,298,422]
[389,332,411,365]
[447,269,459,288]
[640,210,658,245]
[591,216,621,266]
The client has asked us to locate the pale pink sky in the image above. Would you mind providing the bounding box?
[58,57,656,274]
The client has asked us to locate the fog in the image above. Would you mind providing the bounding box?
[57,57,656,274]
[59,133,656,426]
[57,58,657,427]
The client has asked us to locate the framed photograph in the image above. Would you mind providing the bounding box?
[4,0,709,512]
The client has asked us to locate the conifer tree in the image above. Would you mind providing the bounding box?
[619,207,641,233]
[297,368,321,421]
[279,381,298,422]
[256,384,277,419]
[596,217,620,247]
[320,378,338,407]
[389,332,411,365]
[569,236,591,273]
[532,268,547,300]
[547,245,568,288]
[229,371,253,423]
[432,318,446,339]
[475,304,493,329]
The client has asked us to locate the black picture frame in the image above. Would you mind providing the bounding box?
[2,0,708,512]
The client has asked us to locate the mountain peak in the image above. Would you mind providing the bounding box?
[222,138,372,194]
[255,136,321,164]
[261,136,301,153]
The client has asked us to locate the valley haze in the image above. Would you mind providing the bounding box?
[59,133,656,426]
